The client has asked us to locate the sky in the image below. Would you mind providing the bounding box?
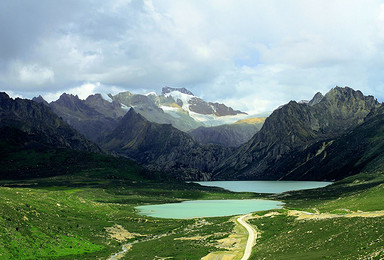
[1,0,384,114]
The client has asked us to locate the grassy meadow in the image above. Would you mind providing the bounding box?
[0,175,261,259]
[249,171,384,260]
[1,140,384,259]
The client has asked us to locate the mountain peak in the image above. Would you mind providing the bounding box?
[308,92,324,106]
[53,93,90,112]
[323,86,377,106]
[32,95,49,106]
[57,93,81,102]
[325,86,365,100]
[0,94,101,153]
[162,87,194,96]
[86,93,105,103]
[0,92,10,100]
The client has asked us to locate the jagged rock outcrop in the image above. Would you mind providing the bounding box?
[308,92,324,106]
[0,92,101,153]
[101,109,233,180]
[84,94,126,119]
[32,95,49,106]
[189,118,265,147]
[49,93,123,141]
[213,87,379,180]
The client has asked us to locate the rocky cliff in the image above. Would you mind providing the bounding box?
[213,87,379,180]
[272,104,384,181]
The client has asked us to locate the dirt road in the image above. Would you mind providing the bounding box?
[237,214,257,260]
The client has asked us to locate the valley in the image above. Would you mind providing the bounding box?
[0,168,383,259]
[5,0,384,258]
[1,86,384,259]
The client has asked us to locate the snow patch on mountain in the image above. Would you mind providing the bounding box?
[189,111,248,127]
[121,104,131,110]
[160,105,182,118]
[164,91,193,111]
[145,92,157,96]
[100,93,113,103]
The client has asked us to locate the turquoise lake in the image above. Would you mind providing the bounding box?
[136,181,331,219]
[136,199,284,219]
[195,180,332,194]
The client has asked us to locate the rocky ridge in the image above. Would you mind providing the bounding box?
[0,92,101,153]
[49,93,124,142]
[274,105,384,180]
[213,87,380,180]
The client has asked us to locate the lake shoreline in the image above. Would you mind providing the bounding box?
[195,180,332,194]
[136,199,284,219]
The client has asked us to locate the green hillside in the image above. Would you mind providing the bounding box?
[248,171,384,260]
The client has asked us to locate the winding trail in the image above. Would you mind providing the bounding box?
[201,214,258,260]
[109,213,261,260]
[108,244,132,260]
[237,214,257,260]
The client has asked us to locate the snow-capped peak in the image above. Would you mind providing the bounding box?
[162,87,194,96]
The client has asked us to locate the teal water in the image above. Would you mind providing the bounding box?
[195,181,332,194]
[136,199,283,219]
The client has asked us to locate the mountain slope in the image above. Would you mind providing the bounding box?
[0,92,100,153]
[111,91,202,131]
[162,87,246,116]
[213,87,379,180]
[158,87,248,127]
[274,105,384,181]
[0,92,153,180]
[49,93,124,141]
[189,117,265,147]
[110,87,249,131]
[32,95,49,106]
[101,109,233,180]
[45,87,250,137]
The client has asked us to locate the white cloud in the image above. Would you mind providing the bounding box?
[19,64,54,85]
[0,61,55,90]
[2,0,384,109]
[43,82,98,102]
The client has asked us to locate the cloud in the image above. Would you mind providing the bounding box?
[0,61,54,90]
[18,64,54,85]
[43,82,127,102]
[1,0,384,111]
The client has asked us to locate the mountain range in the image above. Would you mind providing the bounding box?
[35,87,259,145]
[3,86,383,182]
[1,92,100,153]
